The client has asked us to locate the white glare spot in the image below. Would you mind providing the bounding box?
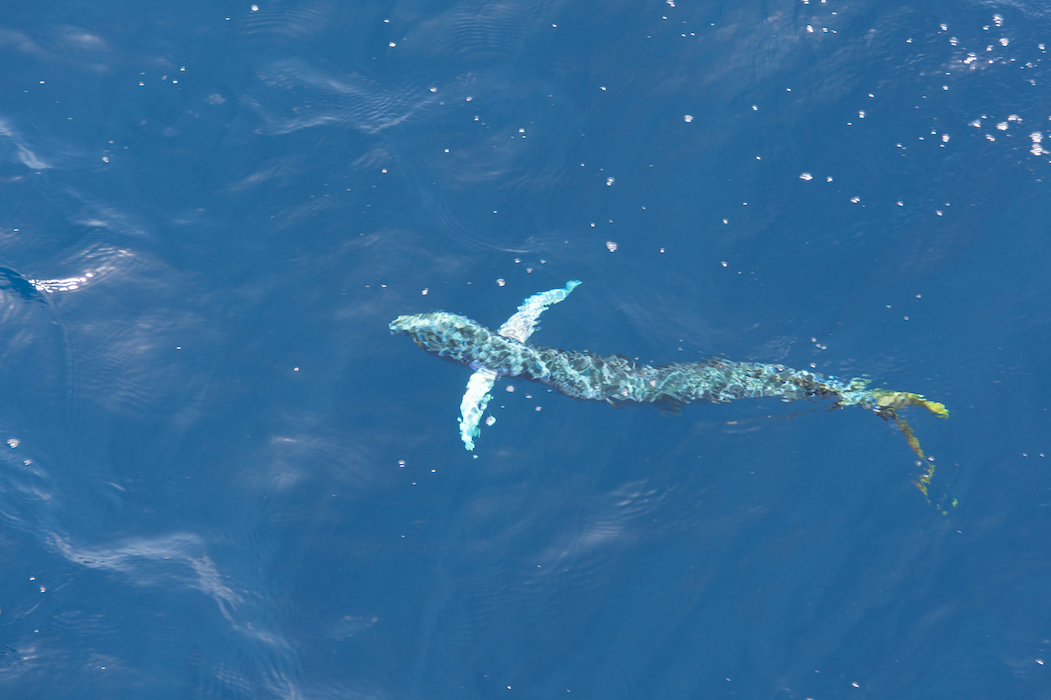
[606,241,618,252]
[29,276,90,293]
[1031,132,1046,155]
[799,172,813,180]
[684,114,693,122]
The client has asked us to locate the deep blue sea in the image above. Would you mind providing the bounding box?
[1,1,1049,698]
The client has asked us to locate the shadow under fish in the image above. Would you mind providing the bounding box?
[0,266,47,304]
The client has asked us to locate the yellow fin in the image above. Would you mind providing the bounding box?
[872,390,949,418]
[864,390,953,513]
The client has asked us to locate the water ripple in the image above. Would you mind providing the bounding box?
[252,61,439,135]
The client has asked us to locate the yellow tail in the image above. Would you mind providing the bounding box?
[867,390,953,512]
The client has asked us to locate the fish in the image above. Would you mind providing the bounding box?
[391,281,950,506]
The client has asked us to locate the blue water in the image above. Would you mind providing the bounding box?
[1,1,1049,697]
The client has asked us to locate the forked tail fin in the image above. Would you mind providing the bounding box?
[866,391,953,511]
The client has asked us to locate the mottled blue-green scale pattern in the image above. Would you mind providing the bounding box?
[390,312,863,408]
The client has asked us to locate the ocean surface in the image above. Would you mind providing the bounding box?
[1,1,1049,698]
